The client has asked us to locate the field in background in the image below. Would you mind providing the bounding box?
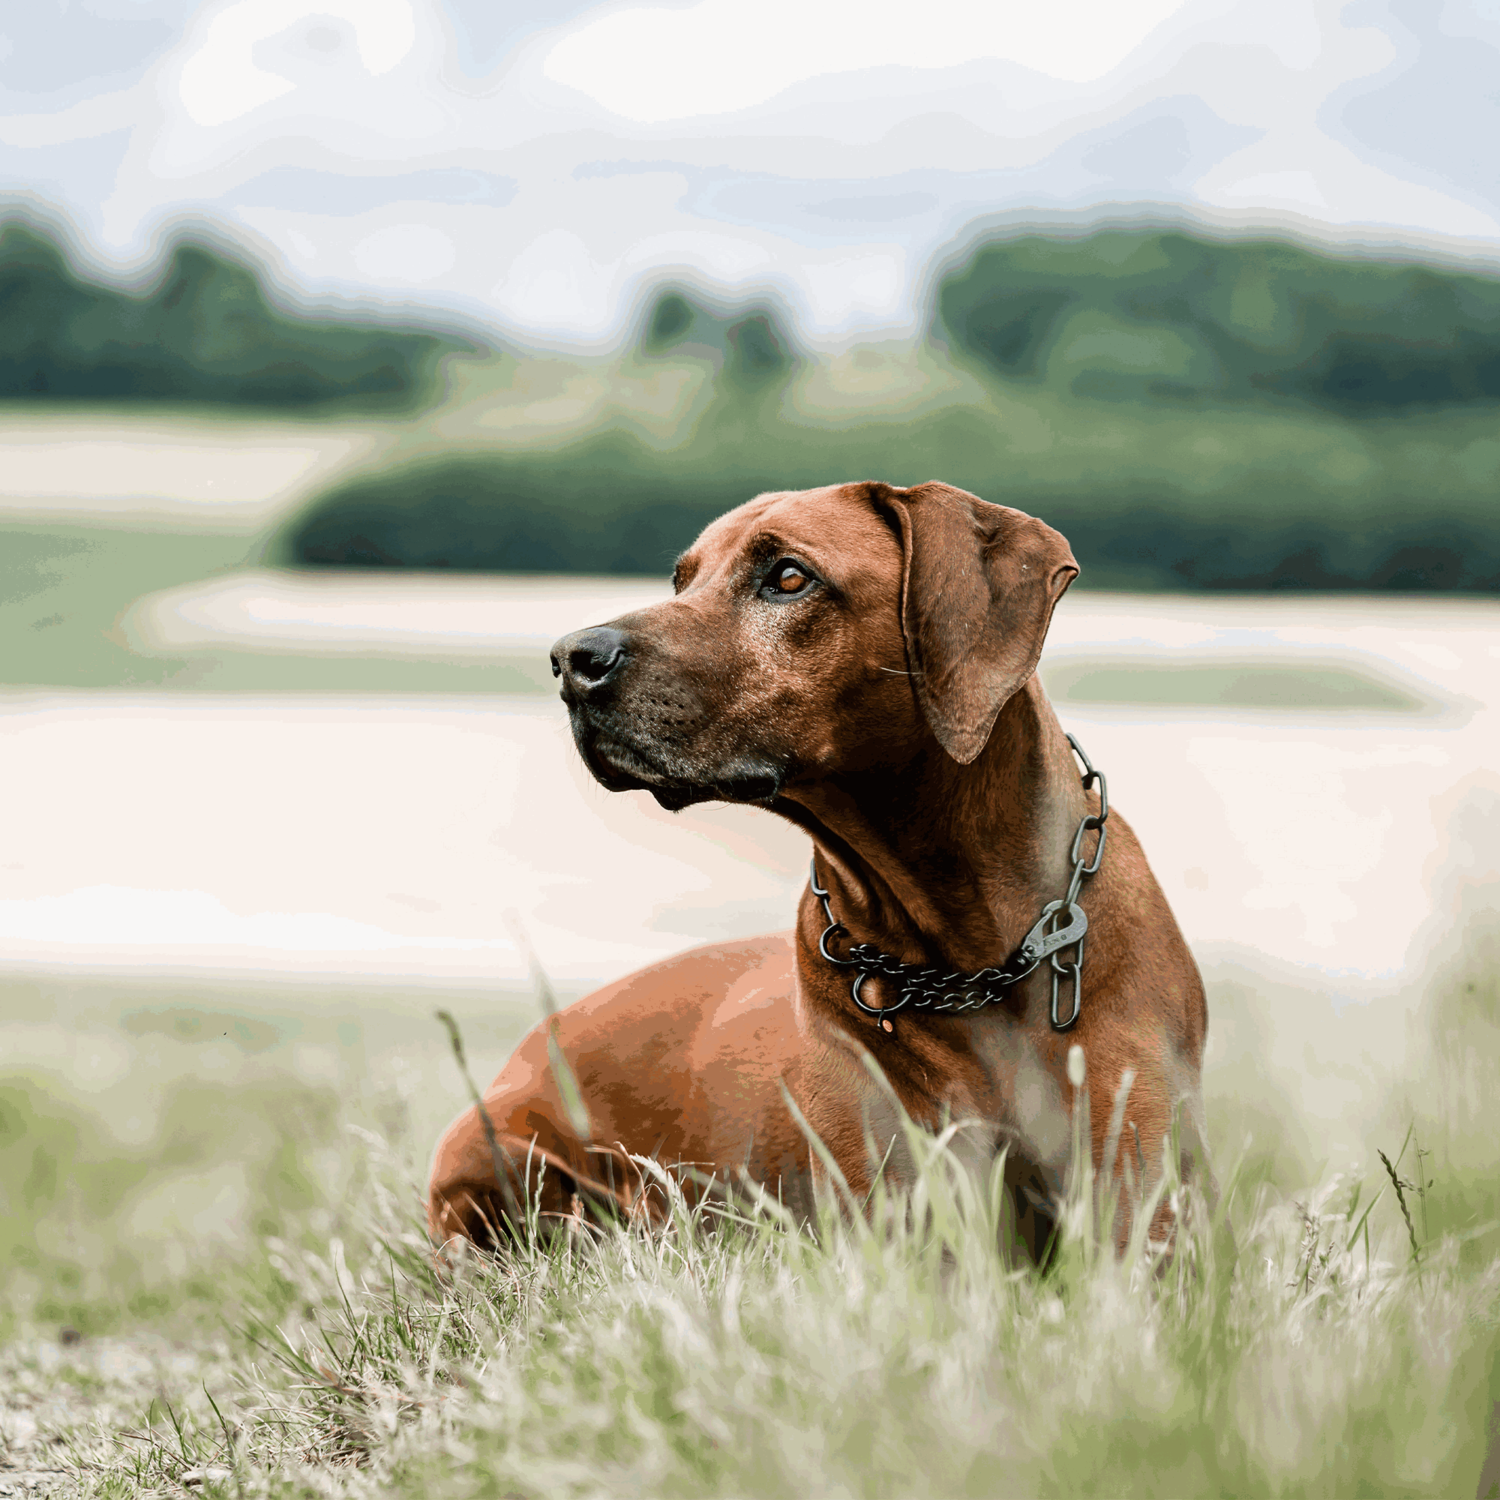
[8,211,1500,590]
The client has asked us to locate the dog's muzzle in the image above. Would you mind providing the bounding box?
[549,624,784,809]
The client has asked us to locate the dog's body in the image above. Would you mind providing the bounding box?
[428,482,1208,1250]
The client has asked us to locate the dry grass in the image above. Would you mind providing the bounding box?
[4,895,1498,1498]
[3,1044,1495,1500]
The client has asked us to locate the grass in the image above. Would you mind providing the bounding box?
[3,916,1498,1497]
[4,1054,1497,1494]
[0,976,541,1340]
[11,1106,1495,1496]
[0,524,260,690]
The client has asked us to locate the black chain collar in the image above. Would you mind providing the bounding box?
[812,732,1108,1033]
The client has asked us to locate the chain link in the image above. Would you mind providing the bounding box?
[813,732,1109,1033]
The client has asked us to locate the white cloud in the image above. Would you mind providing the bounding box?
[1219,169,1328,210]
[352,221,455,282]
[800,251,904,329]
[178,0,419,128]
[542,0,1196,121]
[490,228,619,337]
[622,230,775,285]
[0,89,139,147]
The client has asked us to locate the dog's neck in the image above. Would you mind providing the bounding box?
[783,677,1088,973]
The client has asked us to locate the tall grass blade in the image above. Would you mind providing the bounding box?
[777,1080,860,1221]
[507,913,592,1141]
[1098,1066,1136,1250]
[1377,1146,1423,1285]
[434,1008,522,1228]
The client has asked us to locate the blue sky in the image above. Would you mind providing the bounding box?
[3,0,1500,344]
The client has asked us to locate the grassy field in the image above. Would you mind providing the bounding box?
[2,900,1497,1498]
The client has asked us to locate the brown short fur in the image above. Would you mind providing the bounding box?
[427,482,1208,1253]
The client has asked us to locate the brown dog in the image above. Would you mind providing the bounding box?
[427,481,1208,1253]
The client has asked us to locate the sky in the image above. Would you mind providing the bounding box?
[3,0,1500,346]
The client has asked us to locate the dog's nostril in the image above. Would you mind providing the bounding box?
[570,644,621,683]
[563,627,628,688]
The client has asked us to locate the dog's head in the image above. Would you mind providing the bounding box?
[550,481,1078,810]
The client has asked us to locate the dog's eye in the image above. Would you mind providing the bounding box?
[764,560,813,598]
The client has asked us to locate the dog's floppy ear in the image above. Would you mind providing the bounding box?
[872,481,1079,765]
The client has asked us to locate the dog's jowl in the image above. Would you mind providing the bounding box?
[427,481,1209,1256]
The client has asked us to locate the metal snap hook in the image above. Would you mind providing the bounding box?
[1050,960,1082,1030]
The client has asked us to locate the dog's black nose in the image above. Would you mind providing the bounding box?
[551,627,628,696]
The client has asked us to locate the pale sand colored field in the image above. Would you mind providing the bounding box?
[0,412,386,530]
[4,580,1493,989]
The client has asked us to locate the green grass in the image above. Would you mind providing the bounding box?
[0,521,564,693]
[0,976,542,1341]
[13,1085,1497,1497]
[0,523,261,689]
[2,926,1497,1498]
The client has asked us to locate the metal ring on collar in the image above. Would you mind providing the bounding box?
[812,734,1108,1033]
[850,969,912,1018]
[819,922,858,967]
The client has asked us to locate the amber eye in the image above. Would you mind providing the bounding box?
[766,560,812,597]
